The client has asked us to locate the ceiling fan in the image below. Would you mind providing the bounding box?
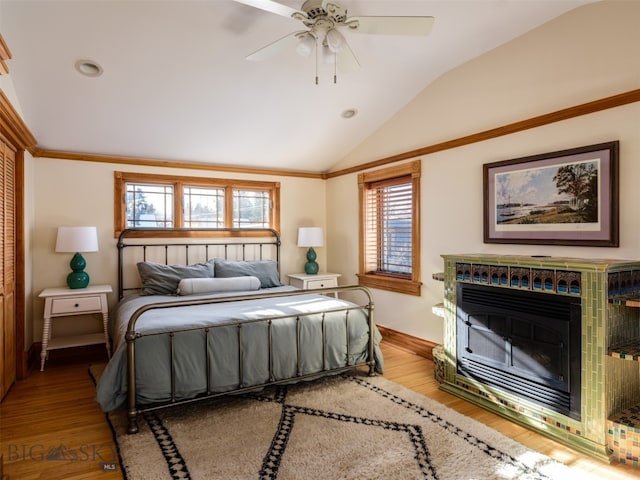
[233,0,434,83]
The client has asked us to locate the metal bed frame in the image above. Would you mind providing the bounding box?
[117,228,377,434]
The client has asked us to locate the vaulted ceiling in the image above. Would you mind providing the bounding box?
[1,0,595,173]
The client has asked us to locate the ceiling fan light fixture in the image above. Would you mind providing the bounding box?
[326,28,345,53]
[296,33,316,57]
[322,45,336,64]
[234,0,432,83]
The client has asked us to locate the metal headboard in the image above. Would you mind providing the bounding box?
[117,227,281,300]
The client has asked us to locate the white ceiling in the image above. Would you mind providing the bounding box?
[1,0,595,173]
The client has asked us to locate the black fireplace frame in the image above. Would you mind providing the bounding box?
[456,282,582,420]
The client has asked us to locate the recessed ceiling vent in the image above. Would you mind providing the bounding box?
[75,59,103,78]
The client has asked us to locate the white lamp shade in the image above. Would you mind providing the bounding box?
[55,226,99,253]
[297,227,324,247]
[296,32,316,57]
[326,28,345,53]
[322,45,336,65]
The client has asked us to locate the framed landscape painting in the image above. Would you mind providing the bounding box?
[483,141,619,246]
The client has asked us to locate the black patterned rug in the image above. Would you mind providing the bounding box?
[99,370,579,480]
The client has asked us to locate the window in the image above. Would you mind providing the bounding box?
[126,182,174,228]
[357,160,421,295]
[232,189,271,228]
[183,186,225,228]
[115,172,280,237]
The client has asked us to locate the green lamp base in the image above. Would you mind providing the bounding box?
[304,247,319,275]
[67,271,90,289]
[67,252,90,289]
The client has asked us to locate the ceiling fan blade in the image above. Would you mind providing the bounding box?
[337,42,360,74]
[346,16,434,36]
[246,31,305,61]
[232,0,306,20]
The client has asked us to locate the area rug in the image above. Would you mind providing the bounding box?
[93,368,581,480]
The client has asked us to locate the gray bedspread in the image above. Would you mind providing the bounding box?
[96,286,383,411]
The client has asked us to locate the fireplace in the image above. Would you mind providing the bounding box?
[439,254,640,464]
[456,282,581,420]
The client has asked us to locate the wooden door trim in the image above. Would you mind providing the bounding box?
[0,90,34,385]
[15,149,25,379]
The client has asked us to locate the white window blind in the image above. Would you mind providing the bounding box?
[364,176,413,276]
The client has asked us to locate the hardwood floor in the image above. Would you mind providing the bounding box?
[1,343,639,479]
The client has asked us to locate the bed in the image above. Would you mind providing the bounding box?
[95,227,383,434]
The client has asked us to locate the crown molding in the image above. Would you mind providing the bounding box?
[0,89,36,150]
[326,88,640,179]
[16,87,640,180]
[32,148,326,180]
[0,33,11,75]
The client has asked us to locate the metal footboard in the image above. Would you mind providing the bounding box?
[125,285,376,434]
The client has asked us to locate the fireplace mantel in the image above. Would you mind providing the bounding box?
[439,254,640,465]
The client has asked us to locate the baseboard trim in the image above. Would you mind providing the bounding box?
[29,342,109,371]
[376,325,438,360]
[26,343,38,373]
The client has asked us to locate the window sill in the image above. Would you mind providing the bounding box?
[357,273,422,296]
[114,228,279,239]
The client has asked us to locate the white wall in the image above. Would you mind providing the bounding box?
[328,0,640,344]
[30,159,326,344]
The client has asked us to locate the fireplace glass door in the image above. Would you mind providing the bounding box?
[457,282,581,420]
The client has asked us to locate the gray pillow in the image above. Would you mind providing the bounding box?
[137,261,214,295]
[214,259,282,288]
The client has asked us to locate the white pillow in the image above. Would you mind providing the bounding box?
[177,276,261,295]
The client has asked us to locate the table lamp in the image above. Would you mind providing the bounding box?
[55,226,99,289]
[297,227,324,274]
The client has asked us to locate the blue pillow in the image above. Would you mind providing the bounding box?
[137,261,214,295]
[214,259,282,288]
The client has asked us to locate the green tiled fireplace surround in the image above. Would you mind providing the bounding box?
[440,254,640,464]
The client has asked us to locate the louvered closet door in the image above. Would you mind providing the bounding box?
[0,137,16,400]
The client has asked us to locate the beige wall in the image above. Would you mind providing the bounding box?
[23,152,34,349]
[328,0,640,344]
[30,160,326,344]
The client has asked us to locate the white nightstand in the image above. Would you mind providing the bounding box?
[38,284,112,371]
[288,273,341,292]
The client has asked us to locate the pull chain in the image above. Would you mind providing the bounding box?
[312,43,339,85]
[315,41,319,85]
